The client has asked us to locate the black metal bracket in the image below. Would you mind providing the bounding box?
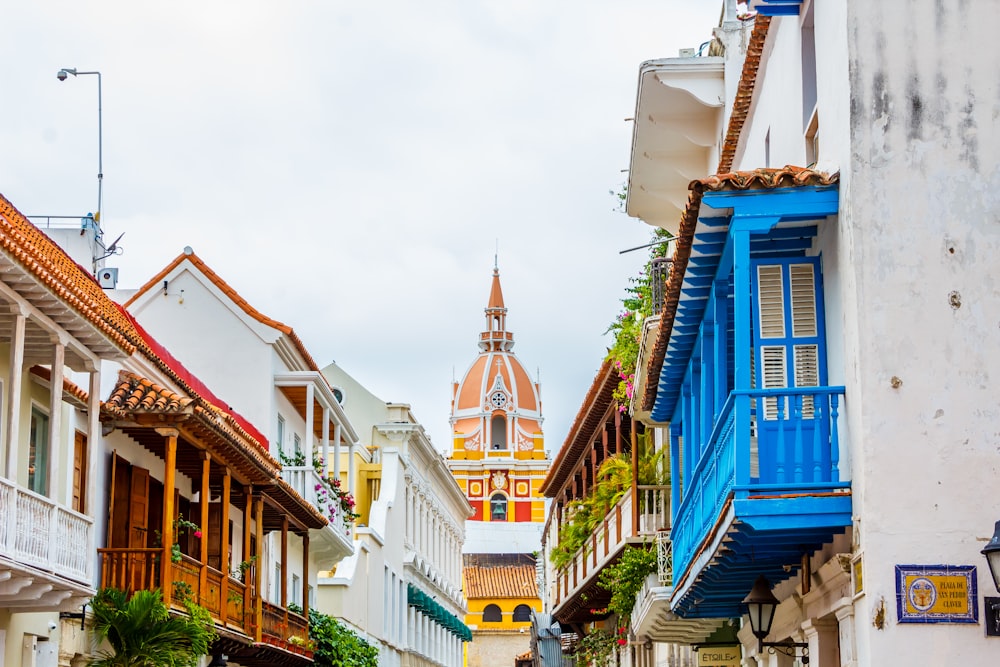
[59,604,87,631]
[763,641,809,664]
[985,597,1000,637]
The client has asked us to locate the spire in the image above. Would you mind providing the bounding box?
[488,266,505,310]
[479,264,513,352]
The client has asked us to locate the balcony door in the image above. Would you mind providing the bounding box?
[750,257,828,484]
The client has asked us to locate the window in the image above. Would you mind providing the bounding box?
[513,604,532,622]
[28,407,49,495]
[293,434,302,456]
[490,493,507,521]
[273,562,282,602]
[308,584,315,610]
[491,415,507,450]
[482,604,502,623]
[277,415,285,453]
[332,387,344,404]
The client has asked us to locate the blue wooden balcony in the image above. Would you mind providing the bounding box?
[668,387,850,618]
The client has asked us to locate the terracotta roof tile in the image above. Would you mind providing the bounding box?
[124,251,321,372]
[640,166,839,413]
[463,555,538,599]
[717,15,771,174]
[540,359,617,497]
[29,365,90,408]
[105,370,193,413]
[0,194,137,355]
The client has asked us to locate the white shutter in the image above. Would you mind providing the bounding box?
[761,345,787,419]
[756,265,785,338]
[789,264,817,337]
[794,344,819,418]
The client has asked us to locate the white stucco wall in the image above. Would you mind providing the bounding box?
[722,2,1000,664]
[126,265,277,437]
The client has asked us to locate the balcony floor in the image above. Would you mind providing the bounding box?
[670,492,851,618]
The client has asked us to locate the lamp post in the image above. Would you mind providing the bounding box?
[981,521,1000,634]
[742,575,809,664]
[56,68,103,225]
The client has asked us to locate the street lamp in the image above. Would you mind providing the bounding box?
[56,68,103,225]
[981,521,1000,633]
[742,575,809,663]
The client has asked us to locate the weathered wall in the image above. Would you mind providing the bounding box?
[845,1,1000,664]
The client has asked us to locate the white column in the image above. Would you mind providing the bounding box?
[802,617,838,667]
[332,423,342,479]
[85,367,101,516]
[304,383,315,466]
[5,307,26,478]
[47,337,66,496]
[321,407,330,476]
[834,598,858,667]
[348,440,357,499]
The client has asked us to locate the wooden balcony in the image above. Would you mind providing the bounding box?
[669,387,852,618]
[0,476,96,610]
[549,485,669,624]
[97,549,310,662]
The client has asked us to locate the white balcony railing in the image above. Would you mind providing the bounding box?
[550,485,670,612]
[279,466,353,550]
[0,476,93,582]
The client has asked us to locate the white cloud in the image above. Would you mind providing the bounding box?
[0,0,720,451]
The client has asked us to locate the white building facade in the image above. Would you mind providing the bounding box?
[319,362,472,667]
[625,1,1000,666]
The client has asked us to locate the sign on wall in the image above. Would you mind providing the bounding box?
[895,564,978,624]
[696,645,740,667]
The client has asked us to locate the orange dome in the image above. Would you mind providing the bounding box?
[450,266,543,453]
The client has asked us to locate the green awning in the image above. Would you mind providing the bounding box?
[407,583,473,641]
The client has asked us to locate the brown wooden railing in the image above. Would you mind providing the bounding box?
[98,548,161,594]
[261,600,311,654]
[97,549,292,649]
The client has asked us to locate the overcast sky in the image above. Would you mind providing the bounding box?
[1,2,719,454]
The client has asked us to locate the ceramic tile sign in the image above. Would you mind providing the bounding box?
[895,564,978,624]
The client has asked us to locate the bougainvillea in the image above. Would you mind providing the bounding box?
[606,228,672,412]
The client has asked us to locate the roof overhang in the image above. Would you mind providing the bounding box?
[626,57,725,234]
[750,0,802,16]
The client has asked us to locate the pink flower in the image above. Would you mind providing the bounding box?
[617,638,627,646]
[193,530,203,539]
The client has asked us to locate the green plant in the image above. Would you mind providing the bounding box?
[571,627,620,667]
[598,546,657,624]
[87,587,216,667]
[549,447,668,570]
[153,517,202,563]
[606,227,672,412]
[279,449,307,467]
[288,604,378,667]
[233,555,258,581]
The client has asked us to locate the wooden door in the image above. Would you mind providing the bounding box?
[72,432,86,513]
[128,466,150,549]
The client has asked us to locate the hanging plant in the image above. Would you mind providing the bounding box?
[606,228,672,413]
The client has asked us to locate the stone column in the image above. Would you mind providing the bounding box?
[802,617,838,667]
[833,598,858,667]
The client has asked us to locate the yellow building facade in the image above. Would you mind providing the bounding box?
[447,265,550,666]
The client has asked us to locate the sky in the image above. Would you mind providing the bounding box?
[0,1,721,455]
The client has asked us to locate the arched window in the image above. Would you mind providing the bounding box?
[513,604,532,622]
[491,415,507,450]
[490,493,507,521]
[482,604,502,623]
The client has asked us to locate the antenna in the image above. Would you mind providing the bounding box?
[494,239,499,270]
[95,232,124,262]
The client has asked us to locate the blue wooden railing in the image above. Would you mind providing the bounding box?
[670,387,848,579]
